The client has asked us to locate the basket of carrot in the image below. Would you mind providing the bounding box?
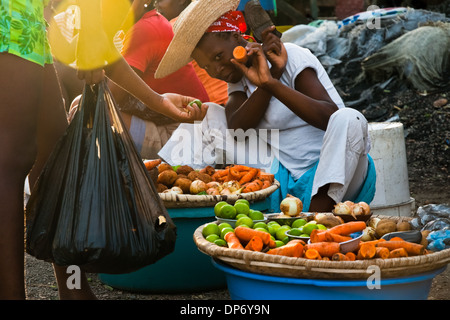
[149,163,280,208]
[193,214,450,280]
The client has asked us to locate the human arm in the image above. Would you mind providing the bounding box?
[232,44,338,131]
[226,27,287,130]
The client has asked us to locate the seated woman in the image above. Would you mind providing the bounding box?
[154,0,376,212]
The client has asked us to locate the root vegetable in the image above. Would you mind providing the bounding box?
[334,202,352,215]
[388,247,408,258]
[357,242,377,259]
[328,221,367,236]
[224,232,244,250]
[158,163,173,174]
[266,241,304,257]
[190,179,207,194]
[375,247,390,259]
[176,165,194,176]
[174,177,192,194]
[235,226,271,245]
[157,169,178,187]
[314,212,344,228]
[375,219,397,237]
[280,194,303,217]
[358,202,371,215]
[305,242,340,258]
[244,236,264,251]
[304,248,321,259]
[396,220,412,231]
[376,241,424,256]
[332,252,349,261]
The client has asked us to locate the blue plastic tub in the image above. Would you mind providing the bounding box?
[98,200,270,293]
[213,259,445,300]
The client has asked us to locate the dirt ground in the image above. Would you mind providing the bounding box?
[24,87,450,300]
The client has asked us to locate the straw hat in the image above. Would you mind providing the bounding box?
[155,0,241,79]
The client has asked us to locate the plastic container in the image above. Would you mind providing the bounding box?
[213,260,445,300]
[98,199,271,293]
[368,122,415,217]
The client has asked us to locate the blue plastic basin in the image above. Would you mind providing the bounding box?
[213,259,445,300]
[98,200,270,293]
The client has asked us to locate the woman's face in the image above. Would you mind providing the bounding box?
[192,32,244,83]
[154,0,187,21]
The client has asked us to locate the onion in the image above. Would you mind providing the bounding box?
[352,203,363,216]
[222,180,241,193]
[358,201,371,215]
[206,181,221,190]
[280,194,303,217]
[163,186,183,194]
[206,187,220,195]
[334,202,352,215]
[190,179,207,194]
[220,187,232,195]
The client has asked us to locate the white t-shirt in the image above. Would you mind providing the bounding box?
[227,43,345,179]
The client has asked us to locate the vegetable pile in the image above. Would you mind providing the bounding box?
[144,161,275,195]
[202,196,440,262]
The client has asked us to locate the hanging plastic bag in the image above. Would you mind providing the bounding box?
[25,81,176,274]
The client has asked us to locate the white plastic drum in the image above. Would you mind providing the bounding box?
[368,122,415,216]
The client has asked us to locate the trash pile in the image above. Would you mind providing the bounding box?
[411,204,450,251]
[281,7,450,120]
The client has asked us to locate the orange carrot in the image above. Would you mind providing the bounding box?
[242,179,263,193]
[262,180,271,189]
[224,232,244,250]
[325,232,352,243]
[231,165,251,172]
[358,242,377,259]
[375,247,390,259]
[239,168,259,185]
[234,226,271,245]
[389,237,405,242]
[266,241,304,257]
[212,169,228,181]
[233,45,248,63]
[345,251,356,261]
[228,166,240,180]
[376,241,424,256]
[332,252,349,261]
[358,238,386,249]
[257,172,274,183]
[245,236,264,251]
[304,248,321,260]
[322,256,330,261]
[309,229,328,243]
[328,221,367,236]
[388,247,408,258]
[304,242,340,258]
[144,159,161,170]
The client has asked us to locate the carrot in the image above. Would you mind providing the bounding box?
[257,172,274,183]
[332,252,349,261]
[375,247,390,259]
[239,168,259,185]
[231,165,251,172]
[345,251,356,261]
[212,169,228,181]
[389,237,405,242]
[305,242,340,258]
[144,159,161,170]
[266,241,304,257]
[358,242,377,259]
[309,229,328,243]
[224,232,244,250]
[376,241,424,256]
[242,179,263,193]
[325,232,352,243]
[388,247,408,258]
[304,248,321,260]
[233,45,248,63]
[228,166,240,180]
[234,226,271,245]
[262,180,271,189]
[328,221,367,236]
[245,236,264,251]
[322,256,330,261]
[358,238,386,249]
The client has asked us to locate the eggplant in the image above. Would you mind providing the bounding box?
[381,230,422,243]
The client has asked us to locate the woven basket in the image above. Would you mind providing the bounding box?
[193,215,450,279]
[158,180,280,208]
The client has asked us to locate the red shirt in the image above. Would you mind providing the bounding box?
[121,10,209,102]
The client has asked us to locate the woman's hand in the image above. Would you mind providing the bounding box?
[162,93,209,123]
[231,43,273,89]
[261,26,287,78]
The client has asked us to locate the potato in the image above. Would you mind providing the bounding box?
[176,165,194,176]
[314,213,344,228]
[199,165,215,176]
[396,220,412,231]
[157,170,178,187]
[158,163,173,174]
[174,177,192,194]
[156,183,168,193]
[375,219,397,237]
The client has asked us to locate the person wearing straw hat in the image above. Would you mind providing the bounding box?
[155,0,376,213]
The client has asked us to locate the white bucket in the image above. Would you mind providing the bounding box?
[368,122,415,217]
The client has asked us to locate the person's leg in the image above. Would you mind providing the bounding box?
[0,53,42,299]
[310,108,370,212]
[28,63,97,300]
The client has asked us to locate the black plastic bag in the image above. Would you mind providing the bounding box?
[25,81,176,274]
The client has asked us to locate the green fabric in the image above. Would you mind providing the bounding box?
[0,0,53,66]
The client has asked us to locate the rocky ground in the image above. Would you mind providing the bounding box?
[24,88,450,301]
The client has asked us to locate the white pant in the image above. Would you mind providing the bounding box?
[312,107,371,203]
